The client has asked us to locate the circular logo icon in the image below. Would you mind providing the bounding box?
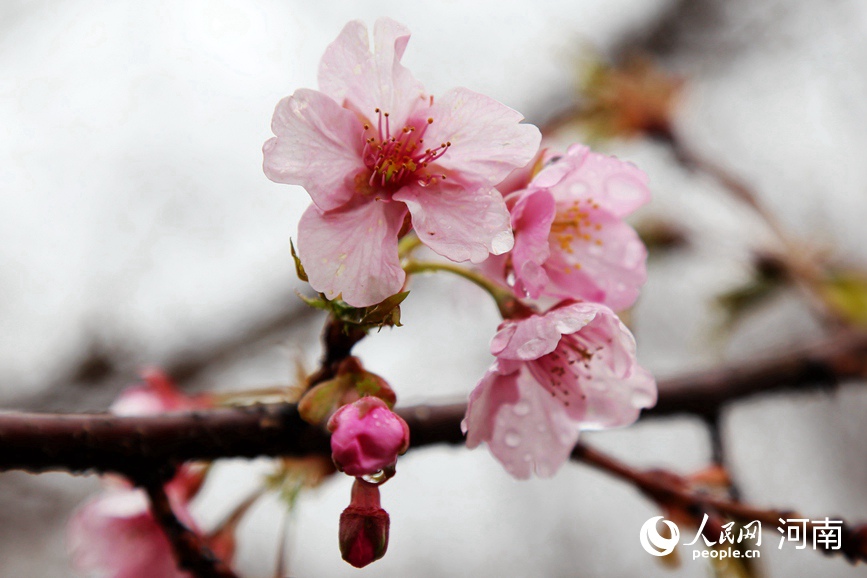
[639,516,680,556]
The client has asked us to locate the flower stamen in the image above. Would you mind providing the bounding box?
[362,110,450,190]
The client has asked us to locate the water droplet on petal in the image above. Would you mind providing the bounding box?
[517,338,550,359]
[504,430,521,448]
[512,402,530,416]
[522,453,533,462]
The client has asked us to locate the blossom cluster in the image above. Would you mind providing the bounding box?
[65,17,659,576]
[265,18,656,480]
[67,372,227,578]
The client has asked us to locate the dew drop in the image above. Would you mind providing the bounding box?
[522,453,533,462]
[361,470,387,484]
[504,430,522,448]
[512,401,531,416]
[517,338,549,359]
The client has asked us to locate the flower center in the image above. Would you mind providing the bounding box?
[548,199,605,272]
[536,331,601,408]
[361,109,450,190]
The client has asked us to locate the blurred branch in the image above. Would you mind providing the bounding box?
[12,300,317,411]
[140,476,238,578]
[647,329,867,418]
[571,443,867,563]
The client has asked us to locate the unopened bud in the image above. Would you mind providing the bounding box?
[339,479,390,568]
[328,396,410,477]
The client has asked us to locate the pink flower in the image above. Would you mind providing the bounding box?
[67,373,213,577]
[490,144,650,310]
[462,301,656,479]
[67,479,199,578]
[263,18,541,307]
[110,369,207,416]
[328,396,410,477]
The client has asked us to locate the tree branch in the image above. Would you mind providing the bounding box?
[570,443,867,563]
[1,331,866,475]
[647,330,867,418]
[0,404,329,475]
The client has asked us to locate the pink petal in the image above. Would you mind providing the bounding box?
[495,148,556,196]
[318,18,425,128]
[544,144,651,218]
[110,371,198,416]
[394,182,513,263]
[544,206,648,310]
[263,88,364,211]
[475,252,509,285]
[510,188,556,299]
[67,490,191,578]
[419,87,541,185]
[490,305,597,361]
[464,365,579,479]
[297,200,408,307]
[528,304,657,428]
[462,363,520,450]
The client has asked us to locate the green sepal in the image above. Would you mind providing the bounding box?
[290,239,308,282]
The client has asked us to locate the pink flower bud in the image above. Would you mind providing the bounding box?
[327,397,410,477]
[339,479,390,568]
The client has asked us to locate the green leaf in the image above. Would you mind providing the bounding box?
[356,290,409,329]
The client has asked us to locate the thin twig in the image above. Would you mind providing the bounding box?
[570,443,867,563]
[140,476,239,578]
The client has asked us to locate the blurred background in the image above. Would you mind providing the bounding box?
[2,0,867,576]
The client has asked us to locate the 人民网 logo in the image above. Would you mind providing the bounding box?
[639,516,680,556]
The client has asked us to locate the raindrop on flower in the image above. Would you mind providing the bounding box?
[504,431,522,448]
[361,470,388,485]
[512,402,530,416]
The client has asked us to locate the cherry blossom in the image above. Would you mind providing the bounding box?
[263,18,541,307]
[462,301,656,478]
[67,482,198,578]
[67,373,211,578]
[109,369,206,416]
[490,144,650,310]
